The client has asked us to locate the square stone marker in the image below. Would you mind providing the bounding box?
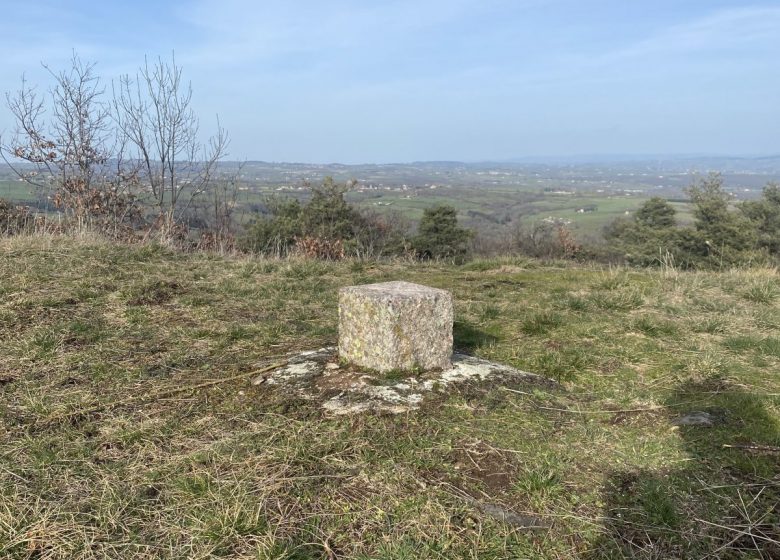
[339,281,453,373]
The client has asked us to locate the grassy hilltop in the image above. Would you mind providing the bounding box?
[1,235,779,559]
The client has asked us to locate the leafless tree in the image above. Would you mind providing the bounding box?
[192,161,247,252]
[508,219,582,259]
[112,55,228,241]
[354,207,411,259]
[1,54,137,231]
[2,53,229,242]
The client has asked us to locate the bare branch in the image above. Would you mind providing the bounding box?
[112,53,229,241]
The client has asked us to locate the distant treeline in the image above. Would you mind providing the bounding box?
[3,171,779,269]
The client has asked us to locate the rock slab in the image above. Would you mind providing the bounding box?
[252,347,553,415]
[672,411,716,427]
[339,281,453,373]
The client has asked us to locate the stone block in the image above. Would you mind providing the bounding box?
[338,281,453,373]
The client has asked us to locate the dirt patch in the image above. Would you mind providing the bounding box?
[443,441,551,530]
[599,358,624,374]
[0,374,16,386]
[450,440,519,495]
[128,280,184,306]
[602,401,667,426]
[315,368,372,394]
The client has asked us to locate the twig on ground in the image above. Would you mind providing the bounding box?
[695,517,780,547]
[39,361,287,426]
[440,482,551,530]
[502,387,704,416]
[536,405,666,415]
[722,444,780,454]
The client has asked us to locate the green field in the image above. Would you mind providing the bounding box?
[348,188,693,238]
[0,180,35,202]
[1,235,778,558]
[0,176,698,240]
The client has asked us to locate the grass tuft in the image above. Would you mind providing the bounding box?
[520,311,564,335]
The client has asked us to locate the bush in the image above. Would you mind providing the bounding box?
[742,183,780,256]
[411,204,472,261]
[686,173,756,255]
[605,217,690,267]
[0,198,34,235]
[606,174,775,269]
[240,178,409,258]
[508,220,584,260]
[241,198,303,256]
[635,197,677,229]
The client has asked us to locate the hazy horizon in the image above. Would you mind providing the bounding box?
[227,153,780,166]
[6,152,780,168]
[1,1,778,164]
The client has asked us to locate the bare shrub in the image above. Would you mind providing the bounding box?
[2,53,228,244]
[1,55,140,235]
[293,236,346,260]
[509,220,583,259]
[0,199,35,235]
[112,55,228,242]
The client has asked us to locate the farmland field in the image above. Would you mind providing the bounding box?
[2,159,777,239]
[0,180,34,202]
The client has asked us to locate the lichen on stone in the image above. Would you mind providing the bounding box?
[338,281,453,373]
[254,348,550,415]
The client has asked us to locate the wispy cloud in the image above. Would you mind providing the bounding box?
[178,0,513,68]
[593,6,780,65]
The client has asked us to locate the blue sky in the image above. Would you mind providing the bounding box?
[1,0,778,163]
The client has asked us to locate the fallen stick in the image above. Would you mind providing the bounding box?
[501,388,700,415]
[40,361,287,426]
[536,405,666,415]
[440,482,551,530]
[722,443,780,454]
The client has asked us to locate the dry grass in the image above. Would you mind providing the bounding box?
[0,235,779,558]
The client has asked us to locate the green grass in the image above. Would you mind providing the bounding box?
[0,180,36,202]
[0,236,779,558]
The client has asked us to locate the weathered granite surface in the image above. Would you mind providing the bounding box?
[338,281,453,373]
[252,347,554,415]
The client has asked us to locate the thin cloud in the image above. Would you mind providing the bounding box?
[178,0,514,67]
[594,6,780,65]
